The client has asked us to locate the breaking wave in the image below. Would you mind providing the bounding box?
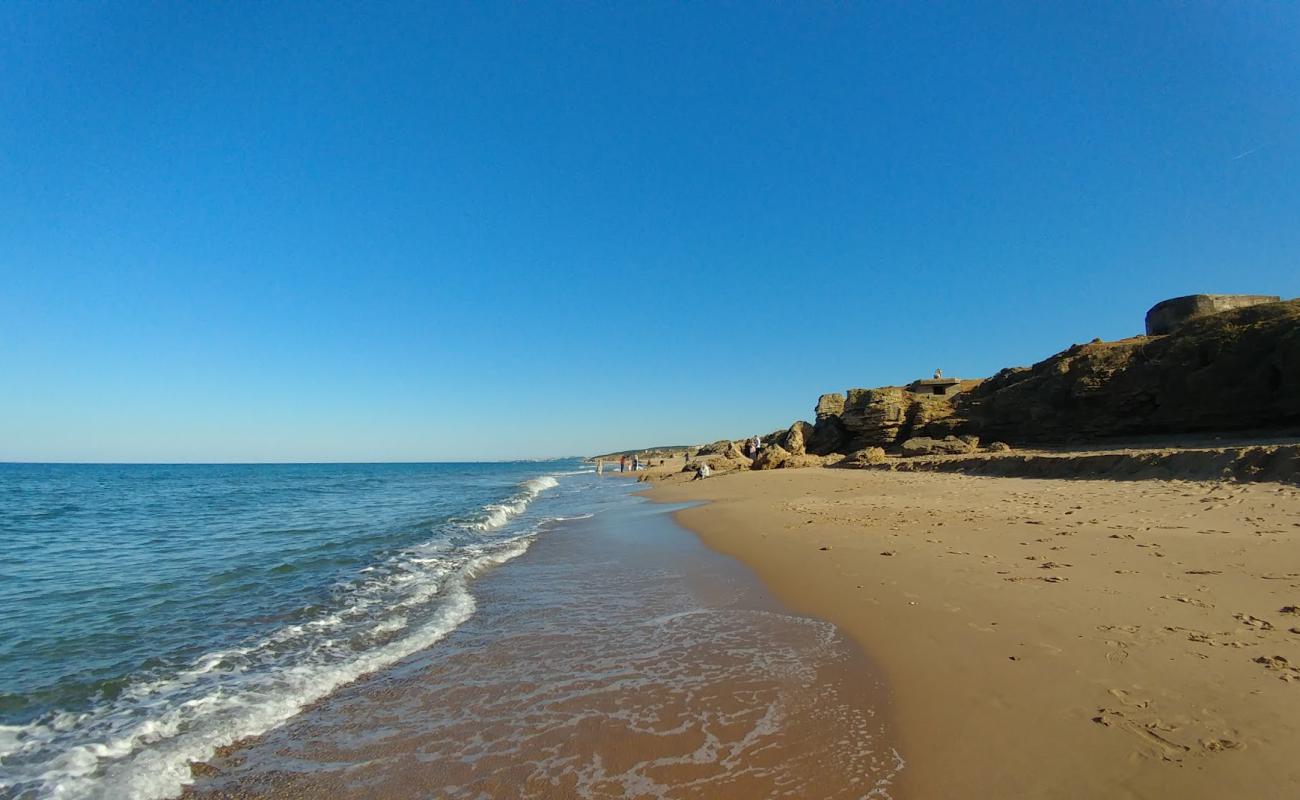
[0,472,564,800]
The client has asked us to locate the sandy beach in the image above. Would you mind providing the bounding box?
[647,463,1300,799]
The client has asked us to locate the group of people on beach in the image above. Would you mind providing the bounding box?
[599,435,764,481]
[594,454,642,474]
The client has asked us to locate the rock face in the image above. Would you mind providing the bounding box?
[752,444,791,470]
[952,299,1300,442]
[900,436,979,456]
[1145,294,1281,336]
[808,394,849,455]
[840,388,910,448]
[808,388,960,452]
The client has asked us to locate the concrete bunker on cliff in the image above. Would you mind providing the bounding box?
[908,374,963,397]
[1144,294,1280,336]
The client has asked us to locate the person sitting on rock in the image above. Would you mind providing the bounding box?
[691,462,712,481]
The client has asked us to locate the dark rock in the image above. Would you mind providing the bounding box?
[808,393,850,455]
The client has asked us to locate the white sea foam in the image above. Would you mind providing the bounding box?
[0,474,564,800]
[465,475,559,531]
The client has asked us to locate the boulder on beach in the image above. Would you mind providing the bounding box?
[900,436,979,456]
[781,453,827,469]
[986,441,1012,453]
[682,454,749,475]
[841,447,887,466]
[752,444,791,470]
[782,421,815,455]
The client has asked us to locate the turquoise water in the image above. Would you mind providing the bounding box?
[0,461,609,799]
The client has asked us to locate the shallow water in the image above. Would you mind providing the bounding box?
[184,491,903,799]
[1,465,901,799]
[0,461,601,799]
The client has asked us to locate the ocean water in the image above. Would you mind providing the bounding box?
[0,461,609,800]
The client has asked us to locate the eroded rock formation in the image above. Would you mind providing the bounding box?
[951,299,1300,442]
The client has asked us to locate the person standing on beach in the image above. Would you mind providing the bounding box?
[619,455,626,473]
[632,454,640,471]
[751,435,761,458]
[596,458,603,475]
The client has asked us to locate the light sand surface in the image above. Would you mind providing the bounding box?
[647,467,1300,799]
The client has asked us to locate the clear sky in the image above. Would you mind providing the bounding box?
[2,3,1298,462]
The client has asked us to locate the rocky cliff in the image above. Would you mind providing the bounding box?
[796,297,1300,454]
[950,298,1300,442]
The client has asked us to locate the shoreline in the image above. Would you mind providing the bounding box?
[645,464,1300,798]
[185,479,904,798]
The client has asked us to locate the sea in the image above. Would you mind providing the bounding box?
[0,462,901,800]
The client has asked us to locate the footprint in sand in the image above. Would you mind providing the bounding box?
[1232,613,1273,631]
[1161,595,1215,609]
[1253,655,1300,682]
[1107,688,1149,708]
[1091,708,1189,762]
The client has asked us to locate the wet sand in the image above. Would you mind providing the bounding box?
[185,487,903,798]
[648,467,1300,799]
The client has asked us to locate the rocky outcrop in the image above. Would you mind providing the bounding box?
[807,388,959,453]
[1145,294,1280,336]
[864,444,1300,486]
[900,435,979,456]
[840,388,910,448]
[682,454,749,475]
[808,394,849,455]
[698,439,747,460]
[698,296,1296,471]
[950,299,1300,443]
[752,445,791,470]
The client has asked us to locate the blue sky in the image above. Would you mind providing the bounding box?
[2,2,1297,462]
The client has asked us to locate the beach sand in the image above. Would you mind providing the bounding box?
[648,465,1300,799]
